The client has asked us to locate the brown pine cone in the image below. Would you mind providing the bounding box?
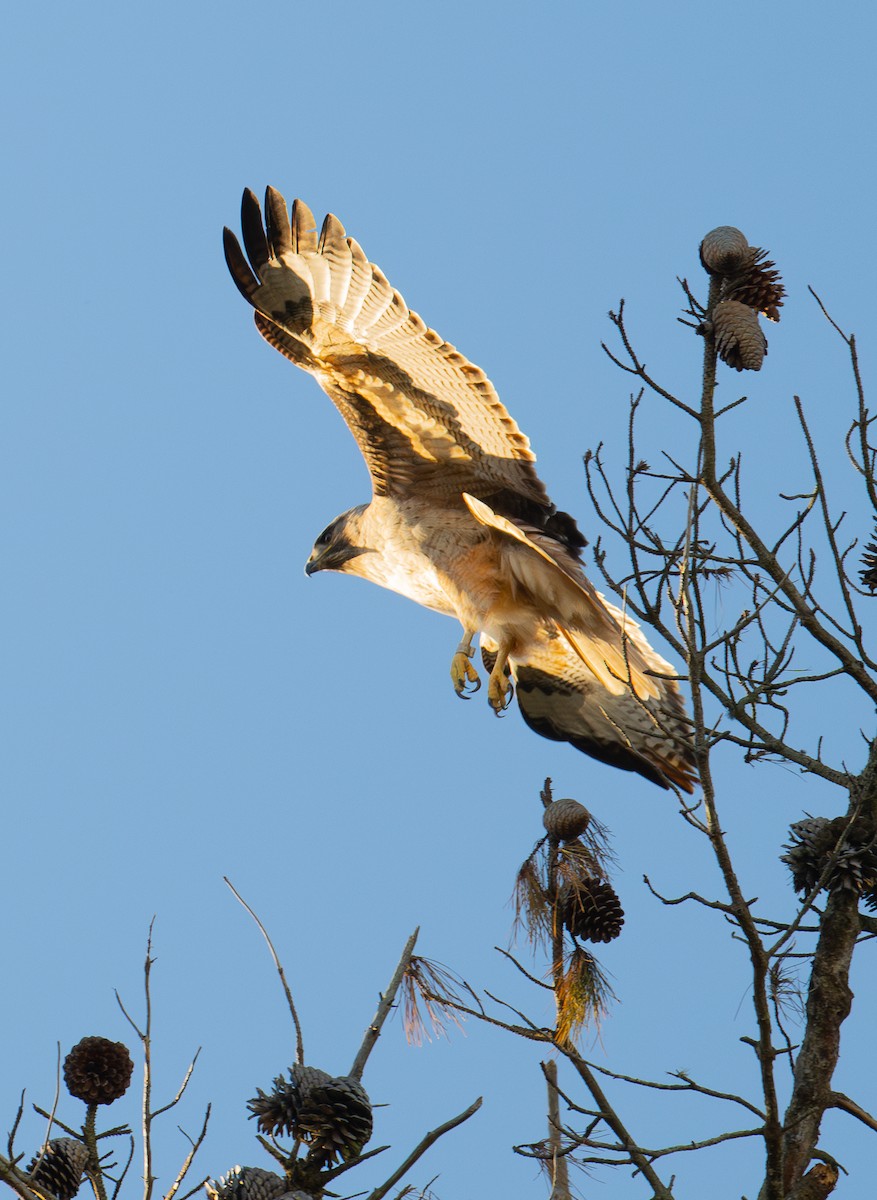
[723,247,785,322]
[782,815,877,902]
[205,1166,288,1200]
[294,1071,372,1166]
[561,878,624,943]
[248,1066,372,1166]
[249,1068,320,1139]
[711,300,767,371]
[543,798,591,841]
[700,226,750,276]
[27,1139,89,1200]
[63,1037,133,1105]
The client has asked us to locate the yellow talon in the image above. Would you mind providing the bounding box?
[451,650,481,698]
[487,667,514,715]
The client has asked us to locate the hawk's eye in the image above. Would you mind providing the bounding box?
[316,524,334,547]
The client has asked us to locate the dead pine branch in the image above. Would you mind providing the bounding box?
[350,928,420,1080]
[542,1060,572,1200]
[362,1097,483,1200]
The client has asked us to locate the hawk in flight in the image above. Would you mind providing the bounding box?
[224,188,696,792]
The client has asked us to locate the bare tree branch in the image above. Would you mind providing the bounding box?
[362,1097,483,1200]
[349,929,419,1082]
[540,1061,572,1200]
[224,878,305,1066]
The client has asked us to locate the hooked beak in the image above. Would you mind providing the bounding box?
[305,543,369,576]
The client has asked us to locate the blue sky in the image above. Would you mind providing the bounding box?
[4,3,877,1196]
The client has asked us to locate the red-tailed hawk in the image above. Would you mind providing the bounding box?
[224,188,696,792]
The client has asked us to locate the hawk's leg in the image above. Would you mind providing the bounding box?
[487,643,514,715]
[451,631,481,698]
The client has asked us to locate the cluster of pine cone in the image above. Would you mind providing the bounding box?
[19,1017,371,1200]
[782,815,877,907]
[699,226,785,371]
[543,798,624,943]
[26,1036,133,1200]
[204,1066,373,1200]
[248,1065,372,1168]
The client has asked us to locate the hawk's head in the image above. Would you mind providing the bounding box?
[305,507,371,577]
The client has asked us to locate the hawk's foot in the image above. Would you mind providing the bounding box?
[451,643,481,698]
[488,664,514,715]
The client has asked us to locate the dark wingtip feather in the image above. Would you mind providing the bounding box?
[223,226,260,303]
[291,198,318,253]
[265,186,293,258]
[240,188,270,273]
[318,211,348,254]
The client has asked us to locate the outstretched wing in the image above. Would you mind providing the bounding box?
[224,188,583,552]
[483,619,696,793]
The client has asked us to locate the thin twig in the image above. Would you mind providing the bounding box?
[580,1061,767,1121]
[494,947,553,991]
[0,1158,41,1200]
[224,878,305,1065]
[162,1105,211,1200]
[152,1051,202,1120]
[558,1043,673,1198]
[829,1091,877,1133]
[112,1136,136,1200]
[31,1108,80,1139]
[7,1093,26,1160]
[32,1046,62,1180]
[362,1098,482,1200]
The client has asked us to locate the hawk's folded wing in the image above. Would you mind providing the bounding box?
[483,622,696,792]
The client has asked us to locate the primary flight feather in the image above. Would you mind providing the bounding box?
[224,187,696,792]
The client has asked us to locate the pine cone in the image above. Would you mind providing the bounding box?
[860,525,877,591]
[248,1066,372,1166]
[561,879,624,943]
[249,1068,322,1139]
[27,1138,89,1200]
[700,226,750,276]
[782,815,877,901]
[543,798,591,841]
[63,1037,133,1106]
[722,247,785,322]
[711,300,767,371]
[205,1166,288,1200]
[294,1071,372,1166]
[782,817,835,893]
